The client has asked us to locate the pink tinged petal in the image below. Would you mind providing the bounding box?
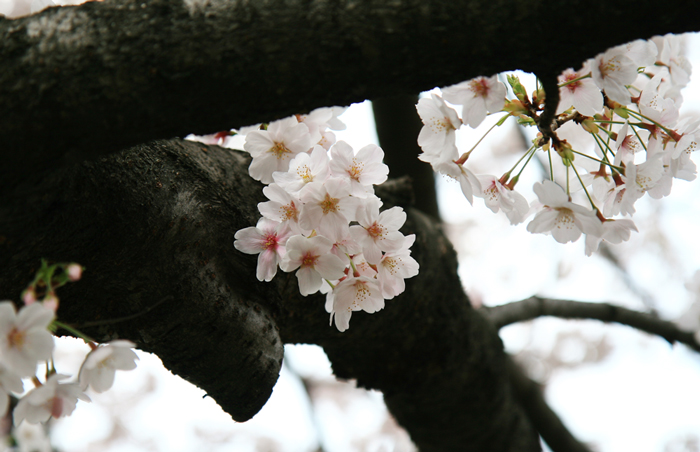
[315,254,347,280]
[331,308,352,332]
[526,208,559,234]
[378,207,406,231]
[362,241,383,266]
[233,227,266,254]
[296,267,322,296]
[256,249,279,282]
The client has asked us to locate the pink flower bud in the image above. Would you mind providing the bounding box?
[66,264,83,282]
[22,288,37,305]
[43,293,59,312]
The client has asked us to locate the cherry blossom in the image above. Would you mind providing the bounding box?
[243,117,312,184]
[234,218,292,282]
[299,178,360,242]
[272,146,330,195]
[584,218,638,256]
[0,302,54,377]
[433,160,481,205]
[476,175,530,225]
[527,180,602,243]
[441,75,506,128]
[557,65,603,116]
[590,47,638,105]
[416,94,462,154]
[350,197,407,265]
[614,121,642,165]
[13,374,90,426]
[329,141,389,198]
[258,183,304,234]
[329,276,384,332]
[280,235,347,296]
[79,340,139,393]
[377,235,420,300]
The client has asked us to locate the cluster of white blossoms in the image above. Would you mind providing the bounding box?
[0,262,138,441]
[416,34,695,256]
[233,108,419,332]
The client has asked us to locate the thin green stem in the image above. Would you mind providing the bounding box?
[566,165,570,196]
[53,320,96,343]
[624,108,676,140]
[515,146,538,179]
[570,149,623,172]
[465,115,508,157]
[571,163,598,211]
[506,144,537,175]
[547,148,554,181]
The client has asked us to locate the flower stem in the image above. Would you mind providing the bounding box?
[53,320,96,343]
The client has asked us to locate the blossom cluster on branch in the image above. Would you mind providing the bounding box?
[0,262,138,447]
[233,109,419,332]
[416,34,695,256]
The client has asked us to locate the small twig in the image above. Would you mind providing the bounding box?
[68,295,174,328]
[480,296,700,352]
[507,356,593,452]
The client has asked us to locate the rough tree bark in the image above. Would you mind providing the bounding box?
[0,0,697,450]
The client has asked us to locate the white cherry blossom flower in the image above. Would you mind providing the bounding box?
[273,146,330,195]
[244,117,312,184]
[330,276,384,332]
[416,94,462,154]
[258,184,304,234]
[526,180,602,243]
[653,34,692,96]
[0,302,54,377]
[624,153,664,201]
[557,65,603,116]
[590,48,638,105]
[13,421,52,452]
[79,340,139,393]
[475,175,530,225]
[441,75,506,128]
[280,235,347,296]
[234,218,292,282]
[329,142,389,198]
[614,121,642,165]
[350,197,406,265]
[639,74,679,128]
[13,374,90,426]
[377,235,420,300]
[433,160,481,205]
[584,218,638,256]
[299,178,361,242]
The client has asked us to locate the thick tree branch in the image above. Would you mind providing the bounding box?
[480,296,700,353]
[0,139,540,451]
[1,0,699,190]
[507,357,593,452]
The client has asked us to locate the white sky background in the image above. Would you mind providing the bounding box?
[3,1,700,449]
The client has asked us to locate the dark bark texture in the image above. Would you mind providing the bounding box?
[1,0,698,450]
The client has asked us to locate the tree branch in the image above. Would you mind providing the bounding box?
[480,296,700,352]
[507,356,593,452]
[1,0,699,190]
[0,139,541,451]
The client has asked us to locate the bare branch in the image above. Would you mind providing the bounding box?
[507,356,593,452]
[480,296,700,352]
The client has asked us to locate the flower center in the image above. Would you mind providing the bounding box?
[301,252,318,268]
[8,327,25,350]
[281,201,299,222]
[269,142,292,160]
[296,164,314,183]
[348,158,364,182]
[469,78,490,98]
[320,193,340,214]
[367,222,385,239]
